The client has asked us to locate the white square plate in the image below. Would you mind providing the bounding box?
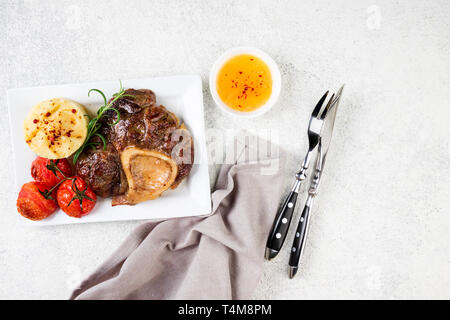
[8,75,211,226]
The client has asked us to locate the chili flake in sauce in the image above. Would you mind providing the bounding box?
[216,54,272,112]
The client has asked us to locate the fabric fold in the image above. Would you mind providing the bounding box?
[71,134,285,300]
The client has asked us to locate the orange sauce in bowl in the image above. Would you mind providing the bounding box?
[216,54,272,112]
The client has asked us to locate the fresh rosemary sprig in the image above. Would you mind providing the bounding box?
[72,81,130,164]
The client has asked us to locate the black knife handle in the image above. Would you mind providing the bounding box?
[265,190,299,259]
[288,201,311,278]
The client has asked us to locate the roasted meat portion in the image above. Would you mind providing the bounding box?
[75,141,127,198]
[75,89,194,205]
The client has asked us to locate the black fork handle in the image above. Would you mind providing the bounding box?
[265,157,309,260]
[265,190,299,260]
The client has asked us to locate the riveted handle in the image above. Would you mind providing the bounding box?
[288,201,311,278]
[265,190,299,260]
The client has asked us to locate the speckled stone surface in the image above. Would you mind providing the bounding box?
[1,0,449,299]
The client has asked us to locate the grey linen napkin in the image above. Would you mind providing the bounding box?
[70,135,285,300]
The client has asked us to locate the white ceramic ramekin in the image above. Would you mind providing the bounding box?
[209,47,281,118]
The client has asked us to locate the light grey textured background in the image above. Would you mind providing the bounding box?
[1,0,449,299]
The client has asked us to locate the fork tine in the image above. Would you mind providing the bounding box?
[320,84,344,119]
[319,93,335,119]
[311,91,329,118]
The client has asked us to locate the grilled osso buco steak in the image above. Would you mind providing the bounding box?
[75,89,194,206]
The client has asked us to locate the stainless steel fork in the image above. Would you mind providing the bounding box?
[265,91,335,260]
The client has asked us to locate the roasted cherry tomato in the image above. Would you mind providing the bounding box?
[57,176,97,218]
[16,181,58,221]
[31,157,72,187]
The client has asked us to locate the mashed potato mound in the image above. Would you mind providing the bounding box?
[24,98,88,159]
